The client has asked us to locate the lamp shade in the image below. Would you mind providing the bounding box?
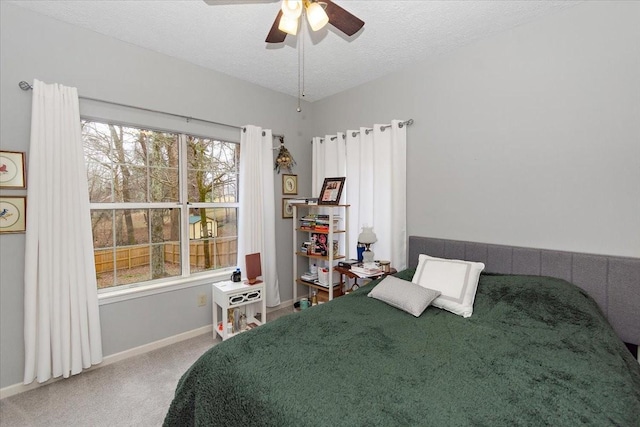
[281,0,302,18]
[278,14,299,35]
[305,2,329,31]
[358,226,377,244]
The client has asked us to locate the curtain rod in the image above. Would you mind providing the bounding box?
[314,119,414,142]
[18,81,282,139]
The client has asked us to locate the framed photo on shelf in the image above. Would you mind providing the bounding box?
[318,177,345,205]
[0,196,27,234]
[282,174,297,195]
[282,198,294,219]
[0,151,26,189]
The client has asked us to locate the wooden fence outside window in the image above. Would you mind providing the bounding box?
[94,237,238,273]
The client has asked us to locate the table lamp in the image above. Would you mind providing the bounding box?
[358,226,377,263]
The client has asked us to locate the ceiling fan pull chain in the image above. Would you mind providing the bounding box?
[302,20,305,98]
[297,24,302,113]
[302,14,306,99]
[297,8,306,113]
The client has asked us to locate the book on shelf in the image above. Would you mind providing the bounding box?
[299,225,337,232]
[289,197,319,205]
[300,214,341,220]
[301,271,318,282]
[288,198,308,204]
[313,280,330,288]
[338,259,359,269]
[299,215,340,232]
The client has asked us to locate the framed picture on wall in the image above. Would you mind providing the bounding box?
[0,151,26,189]
[282,198,294,219]
[282,174,297,195]
[318,177,345,205]
[0,196,27,234]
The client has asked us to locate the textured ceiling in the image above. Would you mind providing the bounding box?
[8,0,580,102]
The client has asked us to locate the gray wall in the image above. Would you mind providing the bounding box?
[309,1,640,258]
[1,1,639,390]
[0,2,312,388]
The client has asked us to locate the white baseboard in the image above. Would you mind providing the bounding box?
[0,304,294,400]
[0,324,213,400]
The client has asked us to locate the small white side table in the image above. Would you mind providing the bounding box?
[212,280,266,341]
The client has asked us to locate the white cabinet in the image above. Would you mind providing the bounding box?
[292,204,350,304]
[212,280,266,341]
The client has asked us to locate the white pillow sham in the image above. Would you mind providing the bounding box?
[368,275,441,317]
[411,254,485,318]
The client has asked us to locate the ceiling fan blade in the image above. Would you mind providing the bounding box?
[265,9,287,43]
[324,0,364,36]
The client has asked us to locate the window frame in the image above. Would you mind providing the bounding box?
[82,117,240,303]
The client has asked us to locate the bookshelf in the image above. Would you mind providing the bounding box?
[292,204,349,304]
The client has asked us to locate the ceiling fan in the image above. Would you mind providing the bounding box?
[204,0,364,43]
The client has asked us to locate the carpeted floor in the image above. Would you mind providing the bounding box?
[0,306,292,427]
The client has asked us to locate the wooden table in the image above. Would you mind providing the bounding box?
[334,266,397,293]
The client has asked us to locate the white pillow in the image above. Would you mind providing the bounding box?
[368,275,441,317]
[411,254,485,318]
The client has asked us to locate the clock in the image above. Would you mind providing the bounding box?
[282,174,297,195]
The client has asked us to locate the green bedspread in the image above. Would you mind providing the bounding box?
[164,271,640,426]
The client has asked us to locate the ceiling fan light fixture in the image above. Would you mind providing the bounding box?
[278,14,299,36]
[305,1,329,31]
[281,0,302,18]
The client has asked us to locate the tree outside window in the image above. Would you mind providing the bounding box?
[83,120,239,290]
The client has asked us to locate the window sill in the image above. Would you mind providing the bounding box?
[98,269,234,306]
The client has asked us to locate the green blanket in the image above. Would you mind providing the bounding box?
[164,272,640,426]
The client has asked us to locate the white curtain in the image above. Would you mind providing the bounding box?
[311,133,348,269]
[314,120,408,270]
[311,132,346,197]
[238,125,281,307]
[24,80,103,384]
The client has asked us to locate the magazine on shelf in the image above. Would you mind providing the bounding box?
[350,263,383,277]
[307,233,338,257]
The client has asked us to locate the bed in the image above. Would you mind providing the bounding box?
[164,237,640,426]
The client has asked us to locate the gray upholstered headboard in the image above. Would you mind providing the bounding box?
[408,236,640,345]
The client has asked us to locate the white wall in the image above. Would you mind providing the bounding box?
[0,2,312,389]
[309,1,640,258]
[2,0,639,391]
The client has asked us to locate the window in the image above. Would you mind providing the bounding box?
[82,120,239,291]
